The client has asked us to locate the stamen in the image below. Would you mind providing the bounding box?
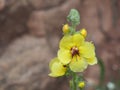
[71,46,79,58]
[63,65,67,67]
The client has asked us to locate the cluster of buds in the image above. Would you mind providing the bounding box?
[63,24,87,38]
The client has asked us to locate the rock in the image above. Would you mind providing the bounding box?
[0,0,5,11]
[0,0,32,55]
[28,0,66,9]
[0,35,69,90]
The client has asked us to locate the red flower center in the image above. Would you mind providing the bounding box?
[71,47,79,58]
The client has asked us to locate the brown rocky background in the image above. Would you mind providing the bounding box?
[0,0,119,90]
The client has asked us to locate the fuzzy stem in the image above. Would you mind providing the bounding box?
[70,72,77,90]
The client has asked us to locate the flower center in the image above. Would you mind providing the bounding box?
[71,47,79,58]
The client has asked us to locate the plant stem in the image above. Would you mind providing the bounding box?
[70,72,77,90]
[98,58,105,86]
[73,73,77,90]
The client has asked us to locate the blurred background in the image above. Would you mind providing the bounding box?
[0,0,120,90]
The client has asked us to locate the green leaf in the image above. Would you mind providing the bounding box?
[67,9,80,26]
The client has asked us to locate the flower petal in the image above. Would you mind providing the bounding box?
[59,35,73,49]
[86,57,97,65]
[58,49,71,65]
[69,56,88,72]
[59,34,84,52]
[49,57,66,77]
[80,42,95,58]
[73,34,84,46]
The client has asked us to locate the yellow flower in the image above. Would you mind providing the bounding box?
[62,24,70,34]
[78,81,85,88]
[58,34,97,72]
[49,57,67,77]
[80,28,87,38]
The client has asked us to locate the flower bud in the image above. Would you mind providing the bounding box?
[80,28,87,38]
[62,24,70,34]
[78,81,85,88]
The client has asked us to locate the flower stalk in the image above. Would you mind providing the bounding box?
[49,9,98,90]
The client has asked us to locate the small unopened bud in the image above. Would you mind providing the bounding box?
[80,28,87,38]
[62,24,69,34]
[78,81,85,88]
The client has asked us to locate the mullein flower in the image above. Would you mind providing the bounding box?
[58,33,97,72]
[49,58,67,77]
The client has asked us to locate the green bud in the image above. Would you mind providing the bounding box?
[67,9,80,26]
